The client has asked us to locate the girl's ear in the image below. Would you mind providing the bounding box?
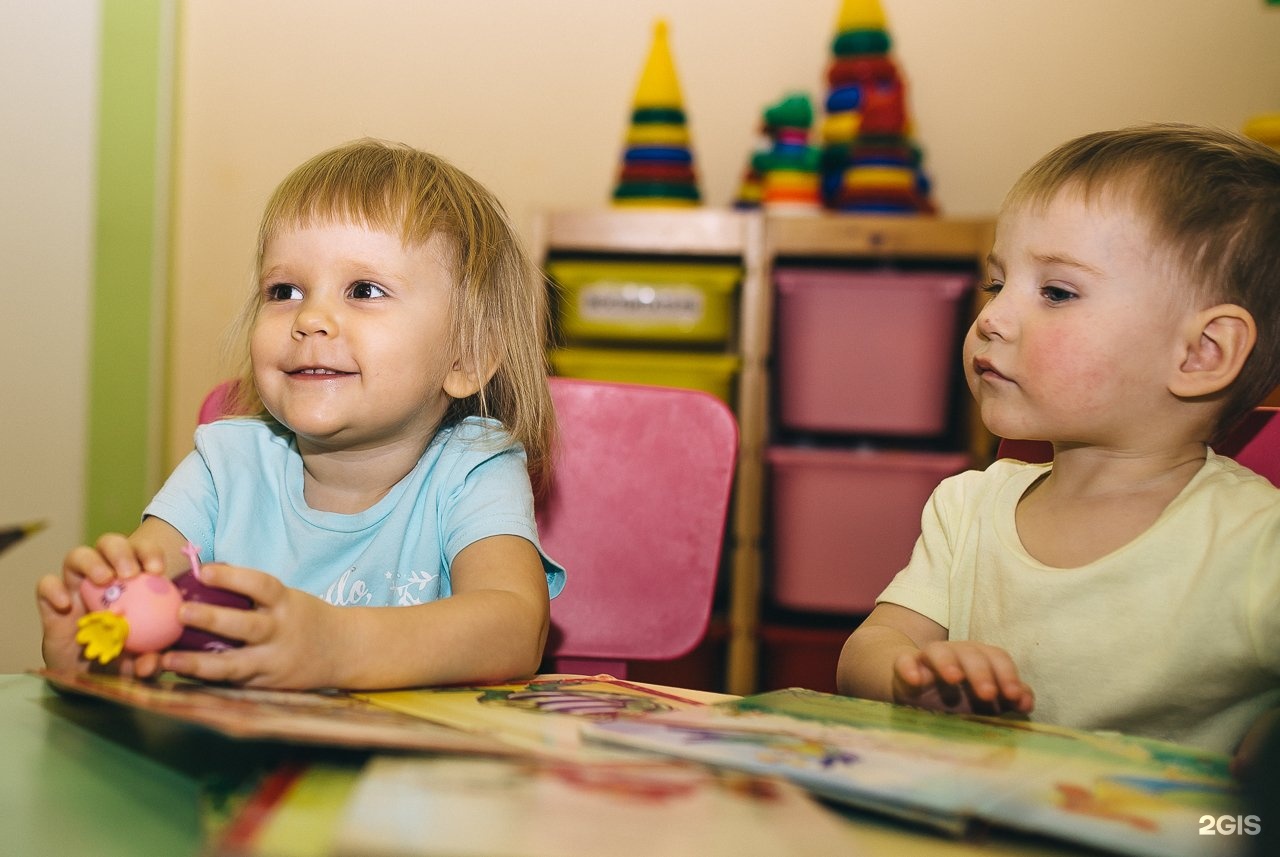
[443,354,499,400]
[1170,304,1256,398]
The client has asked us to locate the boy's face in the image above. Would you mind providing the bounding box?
[963,187,1197,445]
[251,221,472,454]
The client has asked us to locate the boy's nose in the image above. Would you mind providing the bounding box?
[974,294,1008,341]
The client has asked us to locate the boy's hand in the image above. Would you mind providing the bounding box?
[157,562,340,689]
[893,640,1035,716]
[1231,706,1279,781]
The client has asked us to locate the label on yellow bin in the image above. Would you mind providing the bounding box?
[579,281,706,325]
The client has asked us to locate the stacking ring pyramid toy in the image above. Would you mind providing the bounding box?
[734,93,823,213]
[612,20,701,208]
[734,0,936,215]
[819,0,936,213]
[1243,113,1280,151]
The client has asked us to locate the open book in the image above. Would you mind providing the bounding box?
[583,687,1243,857]
[39,669,517,756]
[38,669,719,757]
[353,674,720,753]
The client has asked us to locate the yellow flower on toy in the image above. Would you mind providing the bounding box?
[76,611,130,665]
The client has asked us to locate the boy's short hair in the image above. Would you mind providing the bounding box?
[226,139,555,478]
[1005,123,1280,434]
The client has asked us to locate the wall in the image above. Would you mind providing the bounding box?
[0,1,100,672]
[2,0,1277,672]
[165,0,1280,467]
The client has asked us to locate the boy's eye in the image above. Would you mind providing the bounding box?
[350,280,388,300]
[265,283,302,301]
[1041,284,1076,304]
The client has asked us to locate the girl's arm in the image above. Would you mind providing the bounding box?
[158,534,550,690]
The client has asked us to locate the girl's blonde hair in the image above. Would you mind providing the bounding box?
[223,138,556,481]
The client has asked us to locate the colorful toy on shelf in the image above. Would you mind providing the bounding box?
[732,149,767,210]
[1243,113,1280,150]
[734,94,823,212]
[612,19,701,208]
[75,542,252,665]
[819,0,936,214]
[760,94,823,213]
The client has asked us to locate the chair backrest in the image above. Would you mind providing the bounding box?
[197,376,740,678]
[995,406,1280,486]
[537,377,738,677]
[198,382,235,425]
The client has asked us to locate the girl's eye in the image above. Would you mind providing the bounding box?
[1041,283,1076,304]
[265,283,302,301]
[350,280,388,300]
[979,281,1003,295]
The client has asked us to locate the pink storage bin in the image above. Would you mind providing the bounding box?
[774,269,972,436]
[767,445,969,614]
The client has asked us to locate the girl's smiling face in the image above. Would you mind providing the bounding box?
[963,186,1198,448]
[251,221,477,454]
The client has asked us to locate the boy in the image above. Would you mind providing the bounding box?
[836,124,1280,771]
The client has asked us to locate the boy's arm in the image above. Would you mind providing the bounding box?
[1232,705,1280,780]
[158,534,550,690]
[836,602,947,700]
[837,602,1034,714]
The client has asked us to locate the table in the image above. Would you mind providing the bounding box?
[1,672,278,856]
[2,673,1097,857]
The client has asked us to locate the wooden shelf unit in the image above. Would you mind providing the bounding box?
[533,209,994,696]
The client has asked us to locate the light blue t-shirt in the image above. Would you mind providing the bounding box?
[144,417,564,607]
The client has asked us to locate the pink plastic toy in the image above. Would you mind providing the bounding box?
[75,543,251,664]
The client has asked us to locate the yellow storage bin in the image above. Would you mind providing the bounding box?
[547,260,740,345]
[550,348,741,404]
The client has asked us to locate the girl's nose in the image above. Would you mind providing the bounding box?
[292,296,337,339]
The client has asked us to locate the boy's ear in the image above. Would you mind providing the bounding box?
[443,354,499,400]
[1170,304,1256,398]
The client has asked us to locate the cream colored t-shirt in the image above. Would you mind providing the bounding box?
[877,451,1280,755]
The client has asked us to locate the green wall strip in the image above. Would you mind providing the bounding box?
[86,0,173,538]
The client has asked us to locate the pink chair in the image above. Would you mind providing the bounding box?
[996,407,1280,486]
[197,376,740,678]
[536,378,738,677]
[197,383,236,425]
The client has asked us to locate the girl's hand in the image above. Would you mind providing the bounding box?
[36,571,89,673]
[892,640,1035,716]
[62,532,169,587]
[157,562,340,689]
[37,533,167,674]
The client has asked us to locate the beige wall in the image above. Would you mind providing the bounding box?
[166,0,1280,464]
[1,0,1276,673]
[0,1,99,672]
